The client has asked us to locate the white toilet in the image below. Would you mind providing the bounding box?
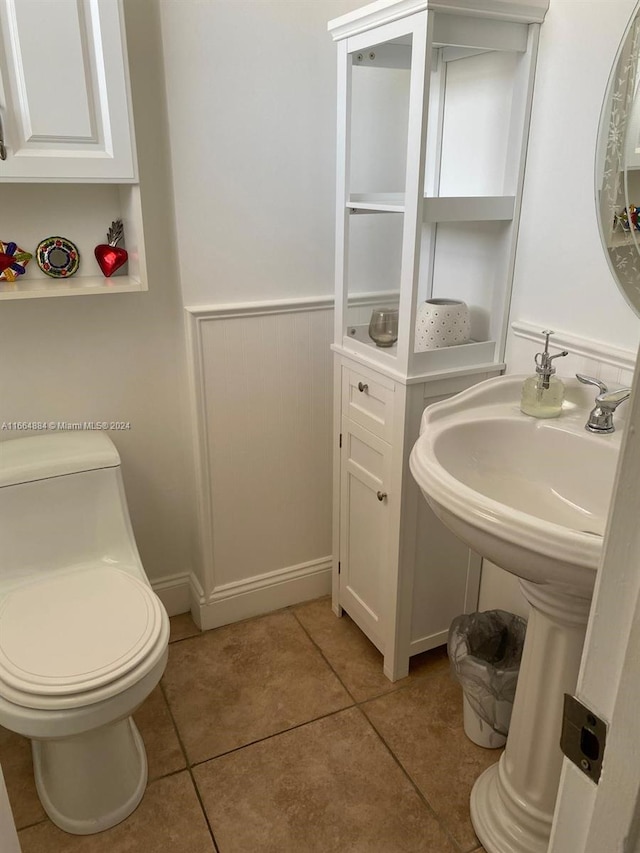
[0,432,170,835]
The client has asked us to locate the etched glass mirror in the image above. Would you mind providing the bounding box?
[597,3,640,316]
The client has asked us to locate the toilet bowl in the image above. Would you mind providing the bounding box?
[0,432,170,835]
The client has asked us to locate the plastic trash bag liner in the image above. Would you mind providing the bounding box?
[448,610,527,737]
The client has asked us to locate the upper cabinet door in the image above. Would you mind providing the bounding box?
[0,0,136,181]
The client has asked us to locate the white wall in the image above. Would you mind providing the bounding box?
[0,0,196,599]
[159,0,640,624]
[160,0,363,306]
[485,0,640,617]
[507,0,640,369]
[160,0,367,624]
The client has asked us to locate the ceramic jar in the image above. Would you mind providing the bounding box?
[415,298,471,351]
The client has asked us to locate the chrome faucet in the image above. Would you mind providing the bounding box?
[576,374,632,434]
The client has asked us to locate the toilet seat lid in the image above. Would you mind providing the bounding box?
[0,568,164,697]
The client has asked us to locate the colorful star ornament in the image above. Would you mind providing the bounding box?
[0,241,32,282]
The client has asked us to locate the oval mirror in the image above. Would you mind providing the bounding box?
[597,3,640,316]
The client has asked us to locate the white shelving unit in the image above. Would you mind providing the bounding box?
[0,184,147,300]
[329,0,549,680]
[0,0,146,300]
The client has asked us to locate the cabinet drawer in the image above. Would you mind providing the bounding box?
[342,366,395,442]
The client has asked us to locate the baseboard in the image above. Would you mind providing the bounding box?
[151,572,192,617]
[196,557,332,631]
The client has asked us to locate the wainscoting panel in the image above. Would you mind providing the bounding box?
[186,299,334,628]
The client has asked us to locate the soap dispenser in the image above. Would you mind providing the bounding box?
[520,330,569,418]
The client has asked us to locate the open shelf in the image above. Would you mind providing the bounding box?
[347,193,515,221]
[423,195,515,222]
[348,193,405,212]
[1,184,147,301]
[342,323,497,376]
[0,275,146,300]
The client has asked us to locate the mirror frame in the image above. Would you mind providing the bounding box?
[596,1,640,317]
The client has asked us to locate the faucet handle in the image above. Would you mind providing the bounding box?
[576,374,608,395]
[597,387,632,409]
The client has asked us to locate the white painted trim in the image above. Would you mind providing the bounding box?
[197,557,332,631]
[184,291,399,321]
[511,320,637,373]
[209,556,331,601]
[328,0,549,42]
[184,308,217,600]
[151,572,199,617]
[549,348,640,851]
[185,295,332,319]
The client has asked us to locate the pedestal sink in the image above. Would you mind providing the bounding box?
[409,375,622,853]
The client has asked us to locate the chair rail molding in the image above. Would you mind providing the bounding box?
[184,296,349,630]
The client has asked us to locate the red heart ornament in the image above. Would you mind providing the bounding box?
[94,244,128,277]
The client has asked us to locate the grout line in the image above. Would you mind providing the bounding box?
[290,607,360,704]
[16,816,48,833]
[168,631,202,646]
[159,680,221,853]
[165,601,475,852]
[356,704,469,853]
[290,604,468,851]
[188,704,354,769]
[291,603,451,705]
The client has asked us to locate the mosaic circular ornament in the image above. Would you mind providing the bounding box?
[36,236,80,279]
[0,241,32,282]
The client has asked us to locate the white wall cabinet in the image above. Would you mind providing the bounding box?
[329,0,548,680]
[0,0,135,182]
[0,0,146,300]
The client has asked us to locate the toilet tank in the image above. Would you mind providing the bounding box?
[0,433,143,587]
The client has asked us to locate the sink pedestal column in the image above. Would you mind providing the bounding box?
[470,580,591,853]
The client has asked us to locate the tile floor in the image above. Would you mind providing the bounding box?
[1,598,495,853]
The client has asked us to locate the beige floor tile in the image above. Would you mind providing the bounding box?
[194,706,458,853]
[170,612,201,643]
[0,726,45,829]
[163,610,353,763]
[293,597,449,702]
[133,685,186,780]
[362,669,499,852]
[17,772,215,853]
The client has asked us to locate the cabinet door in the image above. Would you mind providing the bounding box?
[339,416,391,652]
[0,0,135,181]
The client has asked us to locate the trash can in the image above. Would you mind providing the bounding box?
[448,610,527,749]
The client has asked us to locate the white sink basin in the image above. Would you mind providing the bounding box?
[410,374,621,594]
[410,373,625,853]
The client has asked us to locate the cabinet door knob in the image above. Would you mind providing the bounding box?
[358,382,368,393]
[376,491,387,502]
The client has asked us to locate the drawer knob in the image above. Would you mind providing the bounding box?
[376,491,387,502]
[358,382,369,393]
